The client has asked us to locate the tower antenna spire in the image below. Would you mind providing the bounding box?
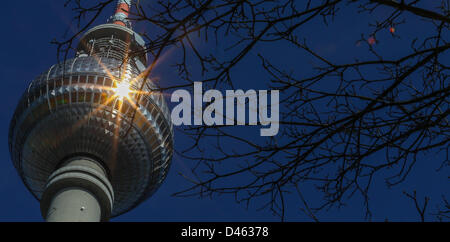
[110,0,132,27]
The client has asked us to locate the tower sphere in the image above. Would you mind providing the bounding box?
[8,17,173,219]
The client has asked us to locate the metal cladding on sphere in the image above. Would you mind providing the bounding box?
[8,4,174,219]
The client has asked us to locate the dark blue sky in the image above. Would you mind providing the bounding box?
[0,0,448,221]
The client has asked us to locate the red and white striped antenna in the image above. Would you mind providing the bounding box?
[110,0,132,27]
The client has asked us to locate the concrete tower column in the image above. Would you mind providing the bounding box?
[40,157,114,222]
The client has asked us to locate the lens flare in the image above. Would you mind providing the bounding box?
[114,81,131,99]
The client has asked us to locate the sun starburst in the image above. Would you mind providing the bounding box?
[114,81,131,99]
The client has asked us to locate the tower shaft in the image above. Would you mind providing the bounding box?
[40,157,114,222]
[45,187,102,222]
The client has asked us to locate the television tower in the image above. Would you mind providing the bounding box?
[8,0,173,221]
